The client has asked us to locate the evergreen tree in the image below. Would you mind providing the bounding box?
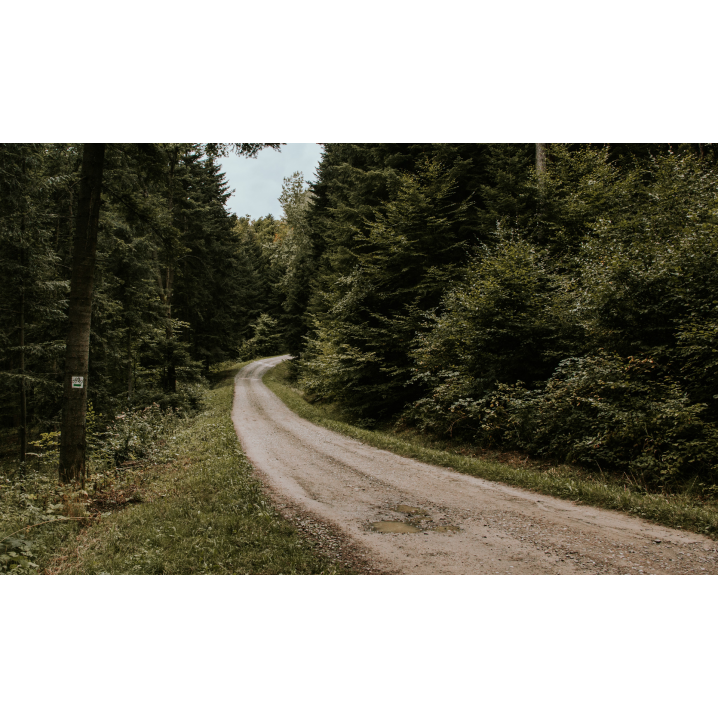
[0,144,66,462]
[300,158,473,417]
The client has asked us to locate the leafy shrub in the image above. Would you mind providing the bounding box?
[504,354,717,486]
[169,382,207,413]
[401,149,718,489]
[410,235,580,395]
[95,403,183,466]
[0,536,38,574]
[405,353,718,489]
[676,306,718,416]
[0,464,78,574]
[131,380,208,416]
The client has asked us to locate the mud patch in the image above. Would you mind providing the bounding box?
[371,521,421,534]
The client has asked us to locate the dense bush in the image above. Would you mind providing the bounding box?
[409,235,580,395]
[399,147,718,487]
[95,403,184,466]
[407,353,718,488]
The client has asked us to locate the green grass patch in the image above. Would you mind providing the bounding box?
[3,362,346,575]
[264,361,718,540]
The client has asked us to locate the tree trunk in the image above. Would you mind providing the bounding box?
[19,285,27,464]
[535,143,548,192]
[127,326,134,403]
[59,143,106,483]
[19,174,27,464]
[164,151,177,393]
[535,143,548,243]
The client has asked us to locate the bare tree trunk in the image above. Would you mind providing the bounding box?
[19,178,27,464]
[164,150,177,393]
[59,143,106,483]
[127,326,134,402]
[536,143,548,192]
[535,143,548,243]
[165,263,176,393]
[19,285,27,464]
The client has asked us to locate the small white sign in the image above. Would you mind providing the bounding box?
[72,376,84,389]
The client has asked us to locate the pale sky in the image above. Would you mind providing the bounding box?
[218,143,324,220]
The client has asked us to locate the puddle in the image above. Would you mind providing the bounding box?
[395,505,429,516]
[430,526,461,533]
[371,521,421,534]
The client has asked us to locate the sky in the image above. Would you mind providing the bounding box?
[218,143,324,220]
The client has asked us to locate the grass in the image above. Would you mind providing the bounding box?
[264,361,718,540]
[2,362,348,575]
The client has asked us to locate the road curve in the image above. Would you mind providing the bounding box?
[232,356,718,575]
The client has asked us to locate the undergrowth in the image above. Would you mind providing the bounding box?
[264,360,718,540]
[2,362,345,574]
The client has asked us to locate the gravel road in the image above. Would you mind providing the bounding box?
[232,356,718,575]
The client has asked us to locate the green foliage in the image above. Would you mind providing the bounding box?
[30,429,60,451]
[53,365,346,575]
[410,353,717,488]
[538,143,627,253]
[239,314,284,360]
[0,143,273,467]
[409,234,579,399]
[400,146,718,487]
[0,143,69,442]
[0,463,84,574]
[95,403,185,466]
[573,150,718,357]
[0,536,38,574]
[476,143,537,240]
[300,158,473,416]
[273,172,317,355]
[509,354,718,486]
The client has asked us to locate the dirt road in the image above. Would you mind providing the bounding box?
[232,357,718,574]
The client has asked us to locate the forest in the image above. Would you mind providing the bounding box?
[2,142,718,504]
[249,143,718,492]
[0,143,280,475]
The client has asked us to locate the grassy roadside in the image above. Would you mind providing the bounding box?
[37,362,347,574]
[264,361,718,539]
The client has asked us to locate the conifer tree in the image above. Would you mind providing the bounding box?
[58,142,281,481]
[301,158,473,417]
[0,144,65,463]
